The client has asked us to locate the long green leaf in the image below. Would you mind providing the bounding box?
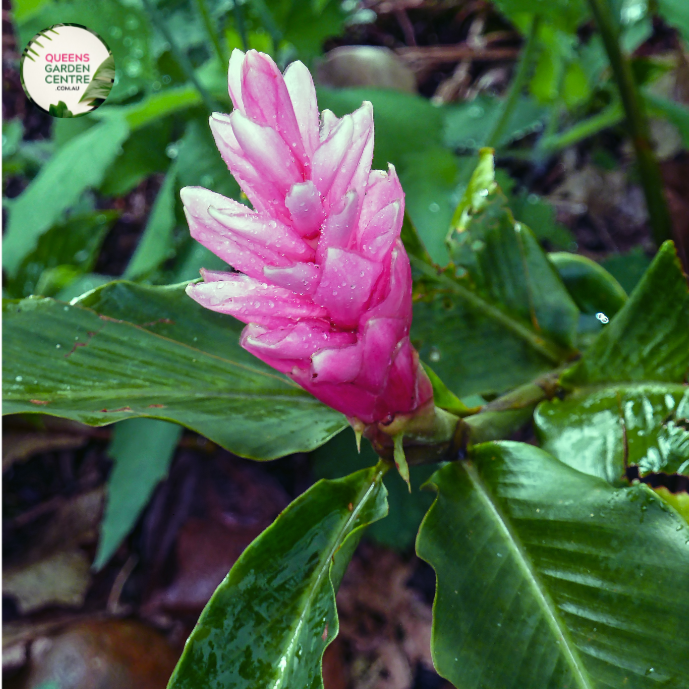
[562,241,689,386]
[95,418,182,569]
[411,153,579,398]
[3,117,129,276]
[2,282,346,460]
[536,242,689,482]
[417,441,689,689]
[124,168,177,280]
[168,465,388,689]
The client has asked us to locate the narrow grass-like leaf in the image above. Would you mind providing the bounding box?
[3,117,129,276]
[95,418,182,569]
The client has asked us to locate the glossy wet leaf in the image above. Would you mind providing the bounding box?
[536,242,689,481]
[411,153,578,398]
[417,441,689,689]
[2,281,346,460]
[548,252,627,317]
[535,385,688,483]
[311,427,436,551]
[562,241,689,387]
[3,117,129,276]
[94,419,182,570]
[168,466,388,689]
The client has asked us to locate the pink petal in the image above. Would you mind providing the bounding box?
[186,276,327,327]
[291,368,378,422]
[358,200,401,262]
[200,268,236,282]
[209,113,285,219]
[243,321,356,360]
[310,343,362,384]
[181,187,293,276]
[228,49,246,112]
[312,116,353,201]
[320,110,340,141]
[231,111,303,196]
[359,164,404,231]
[207,206,314,262]
[283,60,320,158]
[263,262,321,295]
[285,181,325,238]
[320,102,373,212]
[240,50,308,172]
[354,317,406,393]
[365,240,412,323]
[316,191,359,264]
[376,339,431,418]
[312,247,382,329]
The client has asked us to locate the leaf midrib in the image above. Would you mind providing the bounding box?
[271,466,385,689]
[410,255,572,365]
[464,461,595,689]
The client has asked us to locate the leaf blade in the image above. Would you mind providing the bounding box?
[168,465,388,689]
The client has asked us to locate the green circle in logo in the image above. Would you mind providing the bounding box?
[20,24,115,118]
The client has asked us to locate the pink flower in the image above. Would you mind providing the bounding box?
[182,49,433,425]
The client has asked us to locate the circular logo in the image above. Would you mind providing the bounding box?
[20,24,114,118]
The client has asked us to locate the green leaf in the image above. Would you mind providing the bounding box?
[124,168,177,280]
[417,441,689,689]
[95,86,202,132]
[656,0,689,44]
[535,384,688,483]
[562,241,689,386]
[599,247,651,294]
[535,242,689,482]
[7,210,118,298]
[99,121,173,197]
[3,117,129,277]
[312,428,436,551]
[79,54,115,104]
[548,252,627,317]
[48,101,73,118]
[421,363,470,416]
[411,152,579,399]
[491,0,588,32]
[443,95,548,150]
[449,152,579,348]
[495,170,574,249]
[645,92,689,148]
[168,465,388,689]
[94,418,182,570]
[2,281,346,460]
[262,0,348,61]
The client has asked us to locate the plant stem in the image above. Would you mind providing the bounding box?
[194,0,228,73]
[141,0,218,114]
[540,102,624,153]
[485,14,541,148]
[586,0,673,246]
